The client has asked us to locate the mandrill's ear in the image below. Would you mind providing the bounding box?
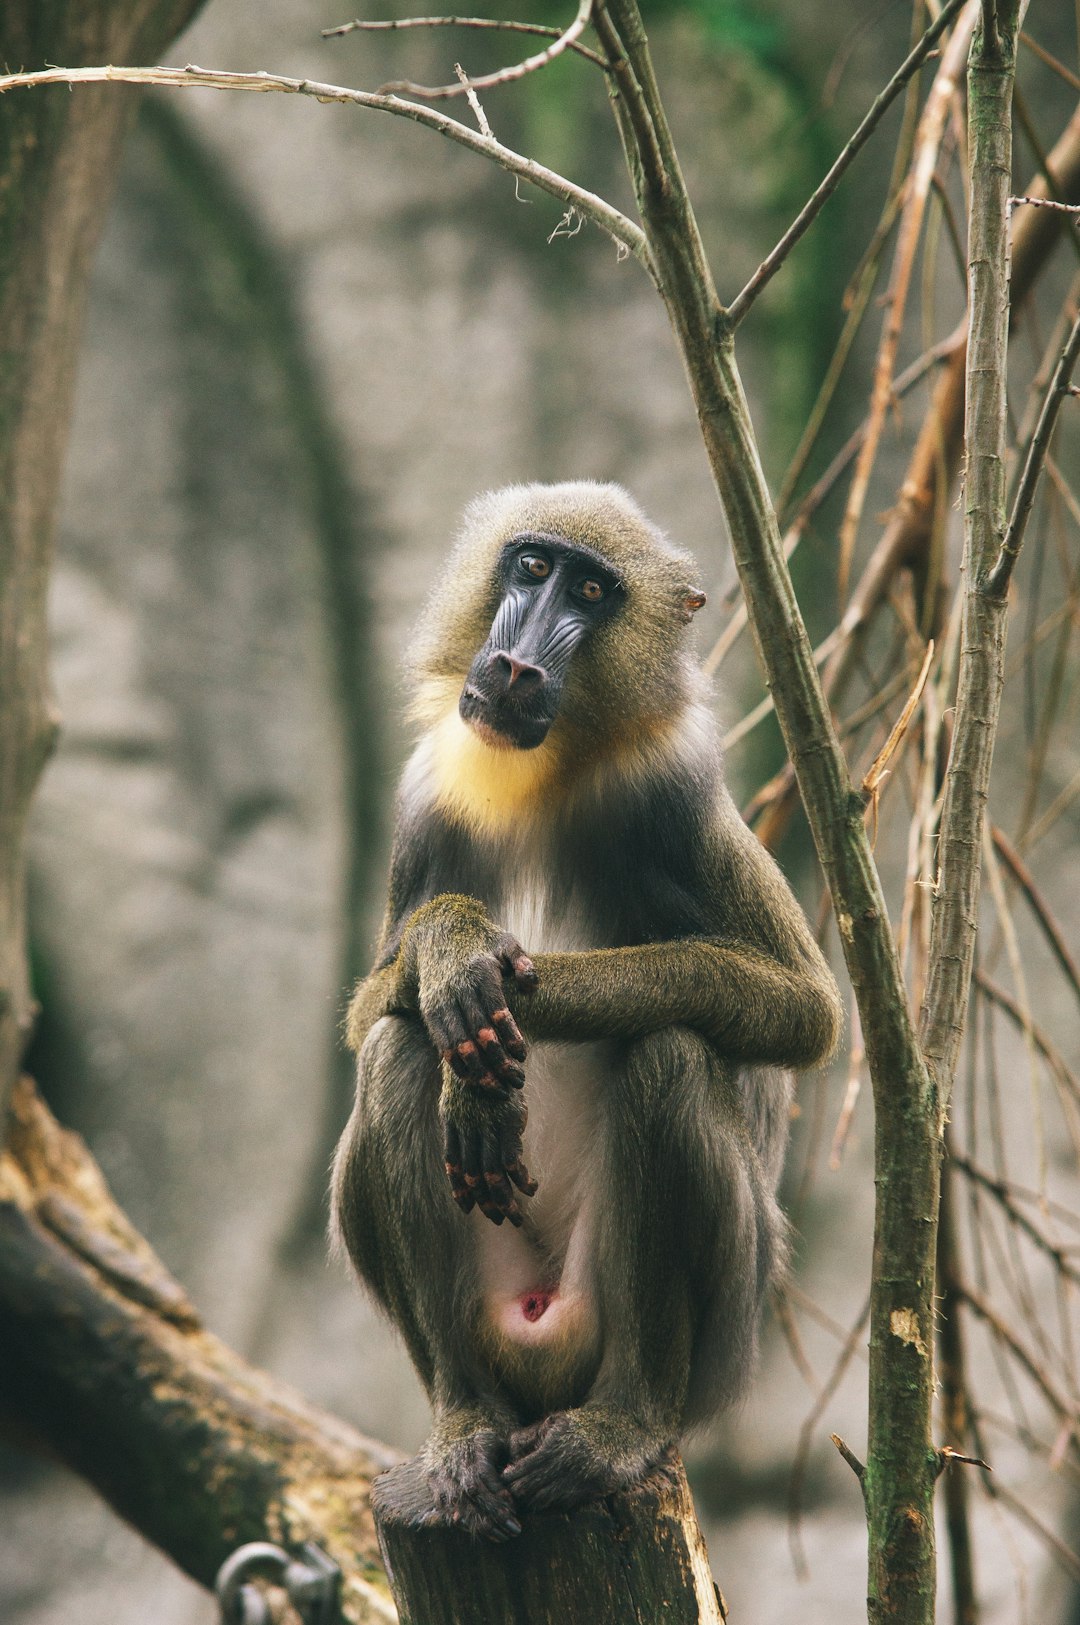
[677,586,707,623]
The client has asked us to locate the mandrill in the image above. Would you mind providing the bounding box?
[331,481,841,1540]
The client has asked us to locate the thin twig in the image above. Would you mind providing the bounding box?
[861,639,935,797]
[787,1295,872,1579]
[454,61,492,136]
[1021,765,1080,854]
[0,63,652,274]
[980,1479,1080,1586]
[989,825,1080,1005]
[377,0,596,101]
[830,1000,864,1169]
[726,0,971,325]
[837,4,977,602]
[951,1151,1080,1287]
[773,1288,822,1395]
[721,627,843,751]
[1010,194,1080,214]
[957,1280,1080,1439]
[977,976,1080,1151]
[322,14,609,68]
[1018,32,1080,93]
[831,1434,866,1481]
[937,1445,992,1474]
[987,304,1080,596]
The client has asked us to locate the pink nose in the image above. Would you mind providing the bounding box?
[493,652,544,691]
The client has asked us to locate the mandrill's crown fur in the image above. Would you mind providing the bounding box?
[410,481,707,751]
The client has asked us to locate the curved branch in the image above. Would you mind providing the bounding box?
[0,1078,397,1624]
[0,62,652,275]
[376,0,601,100]
[322,15,608,69]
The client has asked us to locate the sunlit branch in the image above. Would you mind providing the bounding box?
[376,0,598,101]
[0,62,651,274]
[322,13,608,68]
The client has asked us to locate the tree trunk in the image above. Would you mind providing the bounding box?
[0,0,205,1121]
[374,1453,726,1625]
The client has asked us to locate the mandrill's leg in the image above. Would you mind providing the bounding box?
[331,1015,522,1539]
[505,1026,786,1513]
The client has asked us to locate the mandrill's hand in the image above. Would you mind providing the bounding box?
[398,894,537,1090]
[441,1074,538,1225]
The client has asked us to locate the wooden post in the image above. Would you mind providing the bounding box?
[373,1453,727,1625]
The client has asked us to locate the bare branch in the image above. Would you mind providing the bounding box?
[951,1150,1080,1286]
[956,1280,1080,1438]
[920,4,1020,1097]
[987,302,1080,596]
[0,62,651,274]
[989,826,1080,1005]
[831,1433,866,1481]
[377,0,597,101]
[837,5,977,602]
[787,1296,872,1577]
[727,0,972,326]
[1019,32,1080,92]
[322,14,608,68]
[860,639,935,798]
[454,60,492,137]
[1010,194,1080,214]
[0,1080,397,1622]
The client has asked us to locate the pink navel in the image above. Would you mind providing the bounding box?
[520,1288,554,1323]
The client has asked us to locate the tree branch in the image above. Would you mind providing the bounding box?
[322,15,608,70]
[727,0,971,325]
[0,1078,397,1623]
[0,63,652,275]
[0,0,208,1125]
[594,6,944,1613]
[375,0,599,100]
[920,1,1022,1096]
[986,299,1080,596]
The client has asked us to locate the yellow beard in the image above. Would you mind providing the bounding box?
[429,708,562,835]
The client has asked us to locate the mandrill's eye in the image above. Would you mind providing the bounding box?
[578,578,605,603]
[520,553,551,580]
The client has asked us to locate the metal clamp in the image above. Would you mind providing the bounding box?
[215,1540,342,1625]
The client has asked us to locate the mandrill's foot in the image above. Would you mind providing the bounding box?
[375,1409,524,1541]
[503,1407,673,1512]
[427,1425,522,1541]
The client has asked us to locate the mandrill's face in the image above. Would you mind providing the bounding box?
[458,532,624,751]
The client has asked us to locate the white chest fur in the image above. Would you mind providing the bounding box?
[473,873,609,1293]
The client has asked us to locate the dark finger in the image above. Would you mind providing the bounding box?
[499,1113,538,1198]
[465,1124,503,1226]
[498,937,539,992]
[506,1157,538,1197]
[443,1119,475,1214]
[424,1006,474,1077]
[464,970,526,1087]
[491,1006,527,1062]
[459,983,518,1083]
[455,985,522,1085]
[482,1120,524,1227]
[506,1421,546,1464]
[475,1023,525,1088]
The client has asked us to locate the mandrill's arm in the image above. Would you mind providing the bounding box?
[346,891,840,1080]
[519,940,839,1069]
